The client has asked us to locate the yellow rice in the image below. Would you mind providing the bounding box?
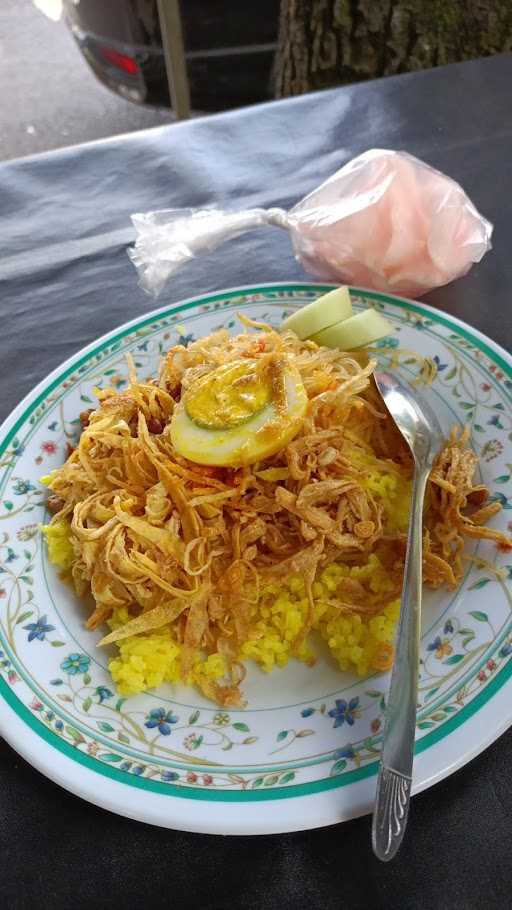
[43,466,409,695]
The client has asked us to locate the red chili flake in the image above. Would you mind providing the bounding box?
[195,464,219,477]
[497,540,512,552]
[47,495,65,514]
[79,409,94,428]
[147,417,164,435]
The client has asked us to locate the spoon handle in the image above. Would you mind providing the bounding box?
[372,466,429,861]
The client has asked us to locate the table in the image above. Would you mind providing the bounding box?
[1,53,512,910]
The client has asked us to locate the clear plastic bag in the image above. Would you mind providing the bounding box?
[129,149,493,299]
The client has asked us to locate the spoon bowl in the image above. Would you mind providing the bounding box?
[374,371,444,465]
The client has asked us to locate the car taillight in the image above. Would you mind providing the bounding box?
[99,47,139,76]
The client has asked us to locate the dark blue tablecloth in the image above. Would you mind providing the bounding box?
[1,53,511,910]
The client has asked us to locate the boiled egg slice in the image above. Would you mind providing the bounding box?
[170,357,307,467]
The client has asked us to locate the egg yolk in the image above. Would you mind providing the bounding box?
[185,360,271,430]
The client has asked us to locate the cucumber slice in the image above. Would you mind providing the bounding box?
[281,286,352,340]
[311,308,392,350]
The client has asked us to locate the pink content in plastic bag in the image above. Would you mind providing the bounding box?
[287,149,492,297]
[129,149,492,299]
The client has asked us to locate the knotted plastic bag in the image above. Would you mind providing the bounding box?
[129,149,492,299]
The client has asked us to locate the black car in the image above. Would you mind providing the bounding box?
[63,0,280,113]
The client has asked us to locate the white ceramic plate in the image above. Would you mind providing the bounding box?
[1,283,511,835]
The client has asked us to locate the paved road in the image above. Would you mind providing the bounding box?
[0,0,174,161]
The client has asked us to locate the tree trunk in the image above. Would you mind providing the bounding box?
[274,0,512,98]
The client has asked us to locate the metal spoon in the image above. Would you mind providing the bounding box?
[371,371,444,861]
